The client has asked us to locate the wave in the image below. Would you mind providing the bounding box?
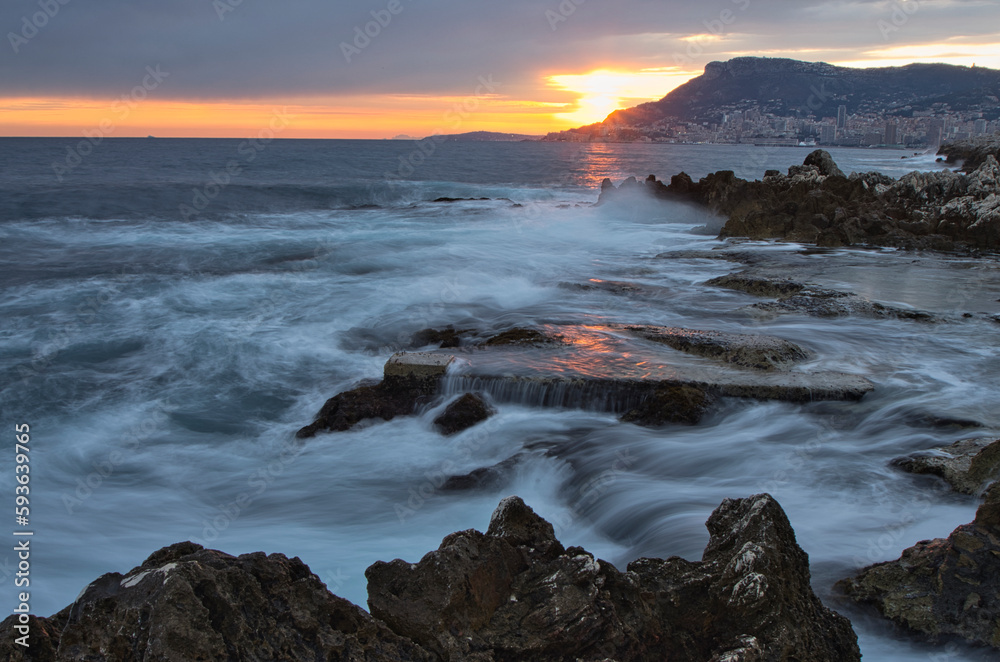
[0,180,558,223]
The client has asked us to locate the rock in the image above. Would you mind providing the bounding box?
[481,327,563,346]
[838,483,1000,649]
[892,437,1000,495]
[747,289,936,321]
[705,272,806,298]
[440,453,526,491]
[384,352,455,382]
[938,136,1000,173]
[297,353,457,438]
[803,149,847,178]
[619,323,810,370]
[608,148,1000,251]
[366,495,860,661]
[433,392,495,436]
[620,383,714,425]
[412,327,472,349]
[0,542,432,662]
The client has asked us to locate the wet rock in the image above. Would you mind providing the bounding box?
[412,327,473,349]
[620,383,714,425]
[433,392,495,436]
[620,323,810,370]
[747,289,936,321]
[0,542,432,662]
[297,353,454,438]
[366,494,860,661]
[481,327,563,346]
[705,272,807,298]
[440,453,526,491]
[611,150,1000,251]
[893,437,1000,495]
[938,136,1000,173]
[838,483,1000,649]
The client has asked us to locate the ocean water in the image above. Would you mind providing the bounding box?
[1,138,998,660]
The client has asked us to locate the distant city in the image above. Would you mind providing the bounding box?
[546,102,999,148]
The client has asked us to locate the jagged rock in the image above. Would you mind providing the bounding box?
[366,495,860,661]
[601,150,1000,251]
[481,327,563,346]
[804,149,847,178]
[619,324,810,370]
[939,137,1000,173]
[838,483,1000,649]
[0,542,432,662]
[620,383,714,425]
[893,437,1000,495]
[433,393,495,436]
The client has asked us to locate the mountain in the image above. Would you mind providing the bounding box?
[545,57,1000,142]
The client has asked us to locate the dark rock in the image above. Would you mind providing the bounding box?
[705,272,807,298]
[481,327,563,346]
[0,542,432,662]
[892,437,1000,495]
[411,327,473,349]
[367,494,860,661]
[297,353,454,438]
[839,483,1000,649]
[938,137,1000,173]
[440,453,526,491]
[606,150,1000,252]
[803,149,847,178]
[621,384,714,425]
[620,324,810,371]
[432,197,491,202]
[433,392,495,436]
[296,380,433,438]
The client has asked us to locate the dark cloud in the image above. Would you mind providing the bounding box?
[0,0,996,100]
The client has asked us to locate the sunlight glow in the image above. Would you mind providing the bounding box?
[833,41,1000,70]
[547,68,697,125]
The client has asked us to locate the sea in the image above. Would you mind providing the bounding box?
[1,137,998,660]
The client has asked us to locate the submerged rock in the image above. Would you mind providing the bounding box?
[433,392,495,436]
[366,494,860,661]
[893,437,1000,495]
[412,327,473,349]
[705,272,807,298]
[0,542,432,662]
[440,453,526,491]
[839,483,1000,649]
[481,327,563,346]
[620,323,810,370]
[708,270,936,321]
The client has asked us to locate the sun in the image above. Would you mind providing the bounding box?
[547,68,697,126]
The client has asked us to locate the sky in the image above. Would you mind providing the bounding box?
[1,0,999,138]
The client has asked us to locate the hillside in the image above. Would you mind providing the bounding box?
[545,57,1000,145]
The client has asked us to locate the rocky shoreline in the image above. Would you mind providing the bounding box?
[2,495,861,661]
[598,143,1000,252]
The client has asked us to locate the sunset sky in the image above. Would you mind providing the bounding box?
[2,0,999,139]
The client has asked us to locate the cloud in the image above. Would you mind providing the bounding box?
[0,0,996,104]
